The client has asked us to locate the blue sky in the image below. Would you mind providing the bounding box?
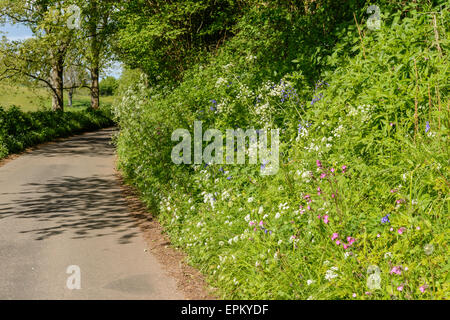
[0,22,33,41]
[0,22,122,78]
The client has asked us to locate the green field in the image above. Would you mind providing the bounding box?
[0,84,117,111]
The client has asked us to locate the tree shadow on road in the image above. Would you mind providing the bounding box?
[0,175,143,244]
[27,127,117,158]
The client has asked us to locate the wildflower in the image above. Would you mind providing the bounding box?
[397,227,406,234]
[259,220,264,227]
[419,284,428,293]
[330,168,335,173]
[249,221,255,226]
[331,193,335,198]
[342,165,347,173]
[336,240,341,245]
[377,234,381,238]
[384,252,392,259]
[320,173,327,179]
[331,233,339,240]
[248,197,254,203]
[317,187,322,195]
[316,160,322,168]
[381,214,390,224]
[352,293,357,298]
[244,214,251,222]
[307,279,315,286]
[323,215,329,224]
[227,176,232,180]
[390,189,398,193]
[425,121,430,133]
[325,267,339,281]
[397,285,404,291]
[390,266,402,275]
[277,240,283,245]
[390,227,394,231]
[275,212,281,219]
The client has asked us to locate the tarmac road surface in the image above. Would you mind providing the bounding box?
[0,128,184,299]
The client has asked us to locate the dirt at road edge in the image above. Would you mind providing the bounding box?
[114,168,217,300]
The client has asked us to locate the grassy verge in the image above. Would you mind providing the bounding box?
[114,2,449,299]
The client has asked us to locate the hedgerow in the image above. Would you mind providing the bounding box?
[114,1,449,299]
[0,106,114,159]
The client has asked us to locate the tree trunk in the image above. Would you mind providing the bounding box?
[68,88,73,107]
[51,56,64,112]
[89,1,100,110]
[90,66,100,109]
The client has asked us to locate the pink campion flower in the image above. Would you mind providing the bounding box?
[253,227,257,232]
[352,293,357,298]
[316,160,322,167]
[336,240,341,245]
[331,193,336,198]
[342,165,347,173]
[307,205,311,210]
[259,220,264,227]
[323,215,329,224]
[347,237,356,245]
[390,189,398,193]
[377,233,381,238]
[419,284,428,293]
[416,226,420,230]
[320,173,327,179]
[390,227,394,232]
[317,187,322,195]
[331,233,339,240]
[397,285,404,291]
[330,167,335,173]
[398,227,406,234]
[249,221,255,226]
[390,266,402,275]
[343,244,348,249]
[317,214,321,219]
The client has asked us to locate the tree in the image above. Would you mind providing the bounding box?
[75,0,117,109]
[99,76,118,96]
[114,0,242,84]
[0,0,77,111]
